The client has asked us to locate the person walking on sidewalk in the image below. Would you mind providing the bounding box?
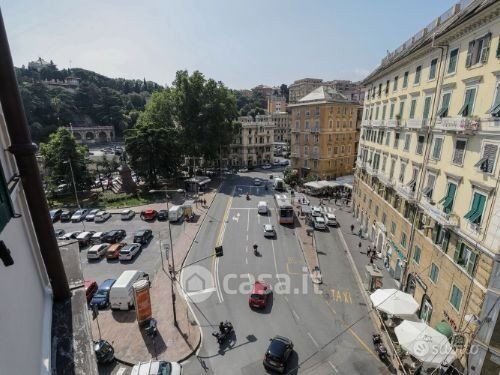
[350,224,355,233]
[358,228,363,238]
[367,245,371,258]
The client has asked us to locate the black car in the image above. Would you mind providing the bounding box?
[50,209,63,222]
[102,229,126,244]
[133,229,153,244]
[93,340,115,364]
[157,210,168,221]
[263,336,294,373]
[60,209,74,222]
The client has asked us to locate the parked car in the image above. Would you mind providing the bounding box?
[102,229,126,244]
[90,278,116,308]
[84,280,98,303]
[71,209,89,222]
[263,224,276,238]
[249,281,272,309]
[157,210,168,221]
[131,361,182,375]
[85,209,101,221]
[87,243,110,260]
[313,216,327,230]
[325,213,338,227]
[60,209,74,222]
[93,340,115,364]
[262,164,272,169]
[263,336,294,373]
[119,243,141,261]
[254,178,262,186]
[77,231,96,247]
[90,232,106,245]
[49,209,63,222]
[59,231,82,240]
[120,209,135,220]
[95,211,111,223]
[133,229,153,244]
[311,206,322,217]
[106,243,126,260]
[238,167,248,173]
[140,209,158,221]
[55,229,65,238]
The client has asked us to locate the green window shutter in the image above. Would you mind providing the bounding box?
[466,41,475,68]
[437,93,451,117]
[432,225,439,243]
[464,193,480,219]
[453,241,462,262]
[390,103,395,119]
[429,59,438,80]
[448,49,458,73]
[469,194,486,223]
[480,33,491,64]
[409,99,417,119]
[442,230,450,253]
[399,101,405,118]
[423,97,432,119]
[442,183,457,213]
[467,252,477,275]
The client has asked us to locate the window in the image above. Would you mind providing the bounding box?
[465,33,492,67]
[393,76,399,91]
[385,132,391,146]
[474,143,498,174]
[389,159,396,179]
[375,106,380,120]
[305,120,310,129]
[431,136,443,160]
[389,102,395,119]
[382,212,387,225]
[450,285,463,311]
[400,232,407,247]
[447,48,459,74]
[412,245,421,263]
[403,71,409,88]
[391,221,396,235]
[464,192,487,225]
[394,132,400,148]
[416,135,425,155]
[399,163,406,183]
[382,156,387,172]
[452,139,467,165]
[398,101,405,119]
[422,96,432,119]
[490,80,500,117]
[375,205,379,217]
[454,242,478,275]
[409,98,417,119]
[458,87,476,117]
[429,58,438,80]
[404,134,411,151]
[381,104,387,120]
[438,182,457,214]
[378,83,382,97]
[422,173,436,198]
[414,65,422,84]
[385,80,390,95]
[437,92,451,117]
[429,263,439,283]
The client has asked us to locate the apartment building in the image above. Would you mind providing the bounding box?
[229,115,275,167]
[327,80,365,104]
[288,78,323,103]
[271,111,291,143]
[289,77,365,104]
[289,86,360,179]
[267,95,288,113]
[354,1,500,373]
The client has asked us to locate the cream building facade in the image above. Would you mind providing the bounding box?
[229,115,275,167]
[267,95,288,113]
[289,86,360,179]
[271,111,291,143]
[354,1,500,373]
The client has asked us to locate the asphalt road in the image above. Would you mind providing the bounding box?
[53,213,184,285]
[180,171,386,375]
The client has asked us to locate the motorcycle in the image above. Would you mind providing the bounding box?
[253,244,259,256]
[372,334,388,361]
[212,321,234,345]
[246,194,250,200]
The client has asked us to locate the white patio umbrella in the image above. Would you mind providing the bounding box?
[370,288,419,317]
[395,320,456,367]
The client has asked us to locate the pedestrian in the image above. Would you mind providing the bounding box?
[358,242,362,251]
[369,255,374,264]
[350,224,355,233]
[367,245,371,257]
[358,228,362,238]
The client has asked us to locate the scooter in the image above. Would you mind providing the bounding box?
[253,244,259,256]
[212,321,234,345]
[372,334,388,361]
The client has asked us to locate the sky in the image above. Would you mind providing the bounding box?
[2,0,459,89]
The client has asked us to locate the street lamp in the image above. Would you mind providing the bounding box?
[149,188,185,327]
[63,158,80,209]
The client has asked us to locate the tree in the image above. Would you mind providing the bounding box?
[125,90,182,187]
[280,84,289,102]
[39,127,92,192]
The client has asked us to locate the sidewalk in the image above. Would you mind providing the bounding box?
[90,182,220,365]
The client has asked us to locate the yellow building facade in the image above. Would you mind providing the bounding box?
[289,86,360,180]
[354,1,500,373]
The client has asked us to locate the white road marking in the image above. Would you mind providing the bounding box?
[245,245,248,253]
[232,215,239,222]
[215,257,223,302]
[229,207,258,210]
[245,257,248,264]
[292,309,300,321]
[247,209,250,232]
[328,361,339,373]
[116,368,127,375]
[307,332,319,348]
[186,287,217,297]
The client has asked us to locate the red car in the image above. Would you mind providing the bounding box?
[249,281,272,309]
[141,209,158,221]
[85,280,98,303]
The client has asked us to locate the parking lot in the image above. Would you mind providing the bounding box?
[53,211,186,285]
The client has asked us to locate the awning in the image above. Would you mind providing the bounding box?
[435,321,453,339]
[370,289,419,317]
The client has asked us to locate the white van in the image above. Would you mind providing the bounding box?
[109,270,149,310]
[273,178,285,191]
[168,205,184,222]
[257,201,268,215]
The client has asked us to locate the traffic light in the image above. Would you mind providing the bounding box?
[215,246,223,257]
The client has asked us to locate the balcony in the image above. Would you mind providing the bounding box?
[376,171,394,187]
[371,120,382,127]
[406,118,427,130]
[361,120,371,127]
[434,117,479,133]
[386,119,400,128]
[395,182,416,202]
[366,164,376,176]
[311,127,320,133]
[419,195,460,227]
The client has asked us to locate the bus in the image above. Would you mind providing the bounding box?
[274,194,294,224]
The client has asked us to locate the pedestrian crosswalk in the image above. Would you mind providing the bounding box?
[318,206,336,213]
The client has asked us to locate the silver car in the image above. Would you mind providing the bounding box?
[263,224,276,238]
[119,243,141,261]
[85,209,101,221]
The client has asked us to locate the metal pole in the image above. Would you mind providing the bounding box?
[67,157,80,209]
[166,191,178,327]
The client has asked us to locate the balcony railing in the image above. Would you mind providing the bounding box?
[356,159,364,169]
[406,118,427,130]
[366,164,376,175]
[419,195,459,227]
[386,119,400,128]
[361,120,371,127]
[395,182,416,202]
[376,171,394,187]
[371,120,382,127]
[311,127,320,133]
[434,117,480,133]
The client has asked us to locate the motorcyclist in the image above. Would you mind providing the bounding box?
[253,243,259,255]
[219,322,225,333]
[246,193,250,200]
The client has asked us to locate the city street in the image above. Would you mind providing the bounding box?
[180,171,387,375]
